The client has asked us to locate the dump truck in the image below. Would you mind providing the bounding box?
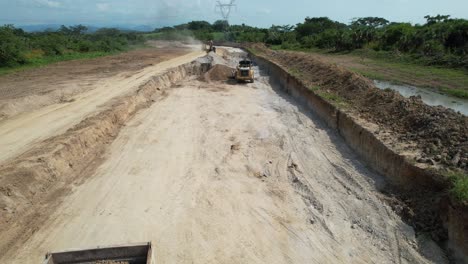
[235,59,254,83]
[43,242,154,264]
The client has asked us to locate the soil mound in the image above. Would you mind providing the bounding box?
[200,64,235,82]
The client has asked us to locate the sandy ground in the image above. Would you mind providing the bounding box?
[0,48,205,163]
[0,41,192,101]
[1,59,446,263]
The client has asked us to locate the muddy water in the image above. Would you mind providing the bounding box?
[374,80,468,116]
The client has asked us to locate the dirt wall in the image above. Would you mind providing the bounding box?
[0,58,210,256]
[251,46,468,174]
[251,51,468,263]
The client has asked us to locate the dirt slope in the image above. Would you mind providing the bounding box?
[250,45,467,173]
[0,50,205,163]
[2,68,446,263]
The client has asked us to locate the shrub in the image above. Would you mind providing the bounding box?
[448,172,468,203]
[0,25,28,66]
[33,33,68,56]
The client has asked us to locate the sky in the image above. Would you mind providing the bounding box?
[0,0,467,28]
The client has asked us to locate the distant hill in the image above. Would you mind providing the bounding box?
[17,24,154,33]
[19,24,61,32]
[122,25,154,32]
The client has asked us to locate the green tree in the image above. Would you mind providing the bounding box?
[266,24,295,45]
[213,20,230,32]
[295,17,346,39]
[379,23,415,51]
[59,25,87,36]
[0,25,28,66]
[350,17,389,48]
[33,33,68,56]
[424,15,451,25]
[95,28,121,37]
[444,20,468,54]
[187,21,212,31]
[351,17,389,28]
[69,25,88,35]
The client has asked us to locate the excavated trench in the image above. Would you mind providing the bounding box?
[0,48,463,263]
[0,57,211,258]
[248,49,467,263]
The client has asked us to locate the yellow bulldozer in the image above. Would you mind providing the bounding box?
[235,59,254,83]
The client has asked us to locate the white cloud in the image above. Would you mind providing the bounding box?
[96,3,110,12]
[33,0,62,8]
[155,0,215,20]
[259,8,271,14]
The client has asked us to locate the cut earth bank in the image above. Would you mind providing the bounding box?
[243,43,467,263]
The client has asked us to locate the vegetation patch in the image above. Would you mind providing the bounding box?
[441,88,468,99]
[148,15,467,98]
[317,90,349,108]
[306,83,350,108]
[308,85,321,91]
[0,51,115,76]
[0,25,145,72]
[245,47,261,56]
[156,15,468,71]
[349,68,396,82]
[447,171,468,203]
[288,67,304,78]
[345,59,468,99]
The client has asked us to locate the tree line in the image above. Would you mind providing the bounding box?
[155,15,468,69]
[1,15,466,69]
[0,25,144,67]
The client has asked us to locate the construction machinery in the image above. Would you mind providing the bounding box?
[43,242,154,264]
[205,40,216,53]
[235,59,254,83]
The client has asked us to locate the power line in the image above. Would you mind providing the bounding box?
[215,0,236,22]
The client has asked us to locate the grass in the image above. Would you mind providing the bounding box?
[317,90,339,101]
[317,90,349,108]
[212,32,225,41]
[272,46,468,99]
[349,67,399,83]
[358,61,468,99]
[372,59,468,82]
[270,44,322,53]
[350,64,468,99]
[287,67,350,108]
[245,47,261,56]
[143,32,162,40]
[288,67,304,78]
[447,171,468,203]
[306,83,349,108]
[342,53,468,99]
[308,85,321,91]
[0,52,114,76]
[441,88,468,99]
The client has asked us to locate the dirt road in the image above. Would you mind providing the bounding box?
[0,49,204,163]
[1,58,446,263]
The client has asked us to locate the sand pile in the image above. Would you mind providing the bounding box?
[200,64,235,82]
